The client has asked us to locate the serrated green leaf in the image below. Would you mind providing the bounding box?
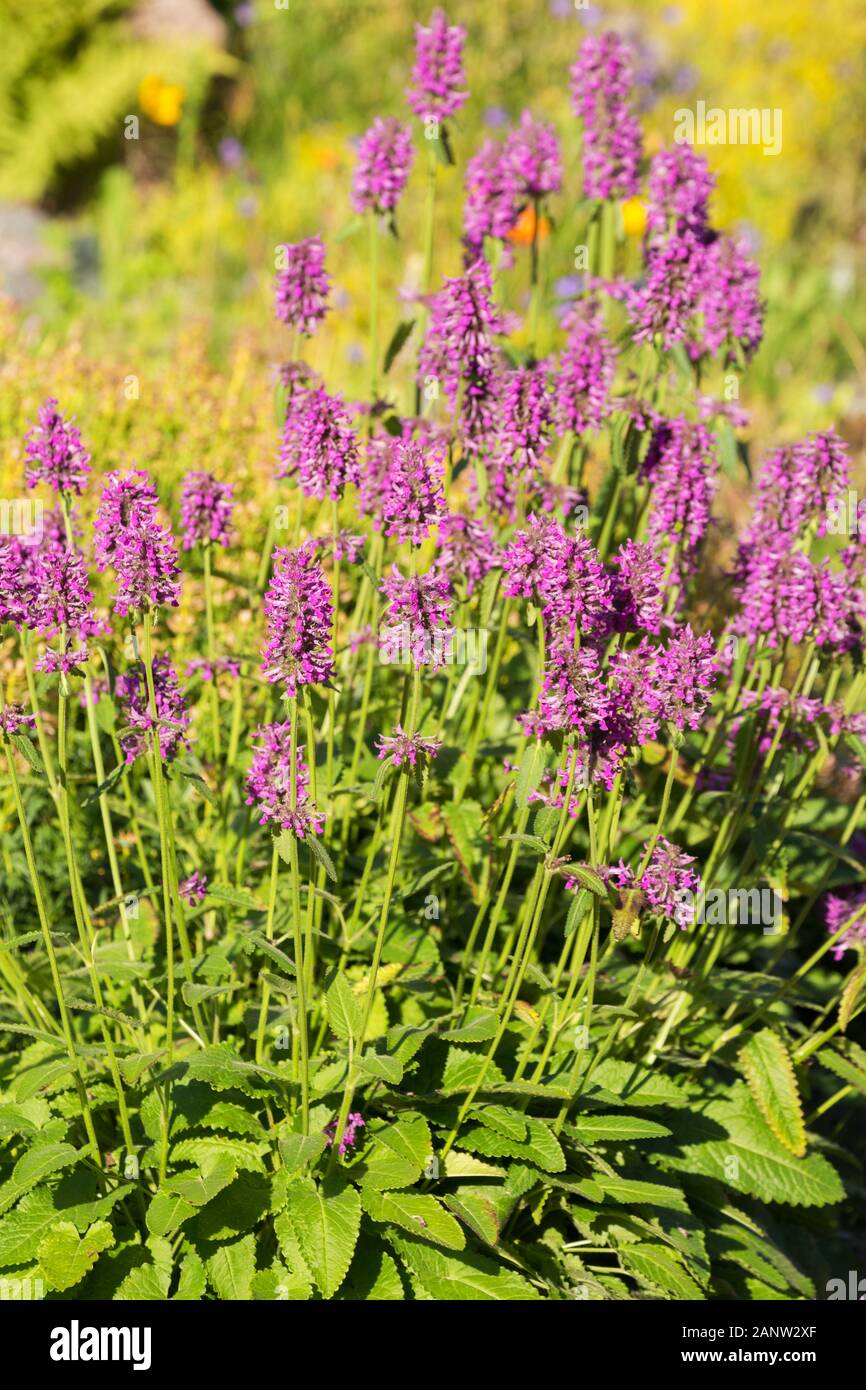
[284,1177,361,1298]
[37,1220,114,1292]
[739,1028,806,1157]
[362,1188,465,1250]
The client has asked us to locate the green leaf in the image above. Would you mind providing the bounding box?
[15,1056,78,1102]
[359,1116,432,1191]
[166,1152,238,1206]
[326,972,362,1043]
[204,1233,256,1300]
[664,1085,845,1207]
[382,318,415,376]
[80,760,125,805]
[584,1059,691,1108]
[305,833,337,882]
[283,1177,361,1299]
[362,1188,465,1250]
[476,1105,527,1142]
[571,1114,671,1143]
[388,1234,540,1300]
[816,1046,866,1096]
[195,1173,272,1242]
[339,1240,405,1300]
[146,1189,197,1239]
[37,1219,114,1292]
[357,1052,404,1085]
[0,1142,80,1217]
[442,1010,498,1043]
[739,1028,806,1157]
[460,1117,565,1173]
[11,732,45,774]
[622,1243,704,1300]
[441,800,487,902]
[565,889,591,939]
[181,1044,283,1098]
[566,865,607,897]
[278,1131,328,1175]
[242,931,297,978]
[443,1192,500,1246]
[174,1249,207,1300]
[514,742,546,809]
[839,961,866,1033]
[172,1136,268,1173]
[596,1176,689,1213]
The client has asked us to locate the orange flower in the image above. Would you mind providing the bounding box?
[507,204,551,246]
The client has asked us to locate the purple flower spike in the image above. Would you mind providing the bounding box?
[24,399,91,496]
[825,888,866,961]
[504,111,563,202]
[406,9,468,124]
[180,471,234,550]
[570,32,643,201]
[418,257,506,446]
[554,298,616,436]
[463,139,521,254]
[0,705,37,737]
[639,837,700,928]
[94,470,159,571]
[112,516,182,617]
[380,566,453,670]
[697,234,764,365]
[245,720,324,839]
[640,415,718,573]
[32,546,97,675]
[610,539,665,635]
[352,117,415,216]
[376,725,442,769]
[436,513,499,596]
[381,437,446,545]
[262,543,335,695]
[324,1111,366,1156]
[275,236,331,336]
[279,385,360,500]
[654,625,717,731]
[116,655,190,764]
[179,872,208,905]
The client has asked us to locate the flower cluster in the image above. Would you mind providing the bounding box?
[24,399,91,496]
[418,257,506,446]
[570,31,643,201]
[245,720,324,839]
[381,437,446,545]
[324,1111,366,1156]
[274,236,331,336]
[376,725,442,769]
[352,118,415,216]
[406,8,467,124]
[116,656,190,763]
[262,544,334,695]
[180,471,234,549]
[279,385,360,499]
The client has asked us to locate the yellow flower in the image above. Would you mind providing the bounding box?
[139,75,185,127]
[621,196,647,238]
